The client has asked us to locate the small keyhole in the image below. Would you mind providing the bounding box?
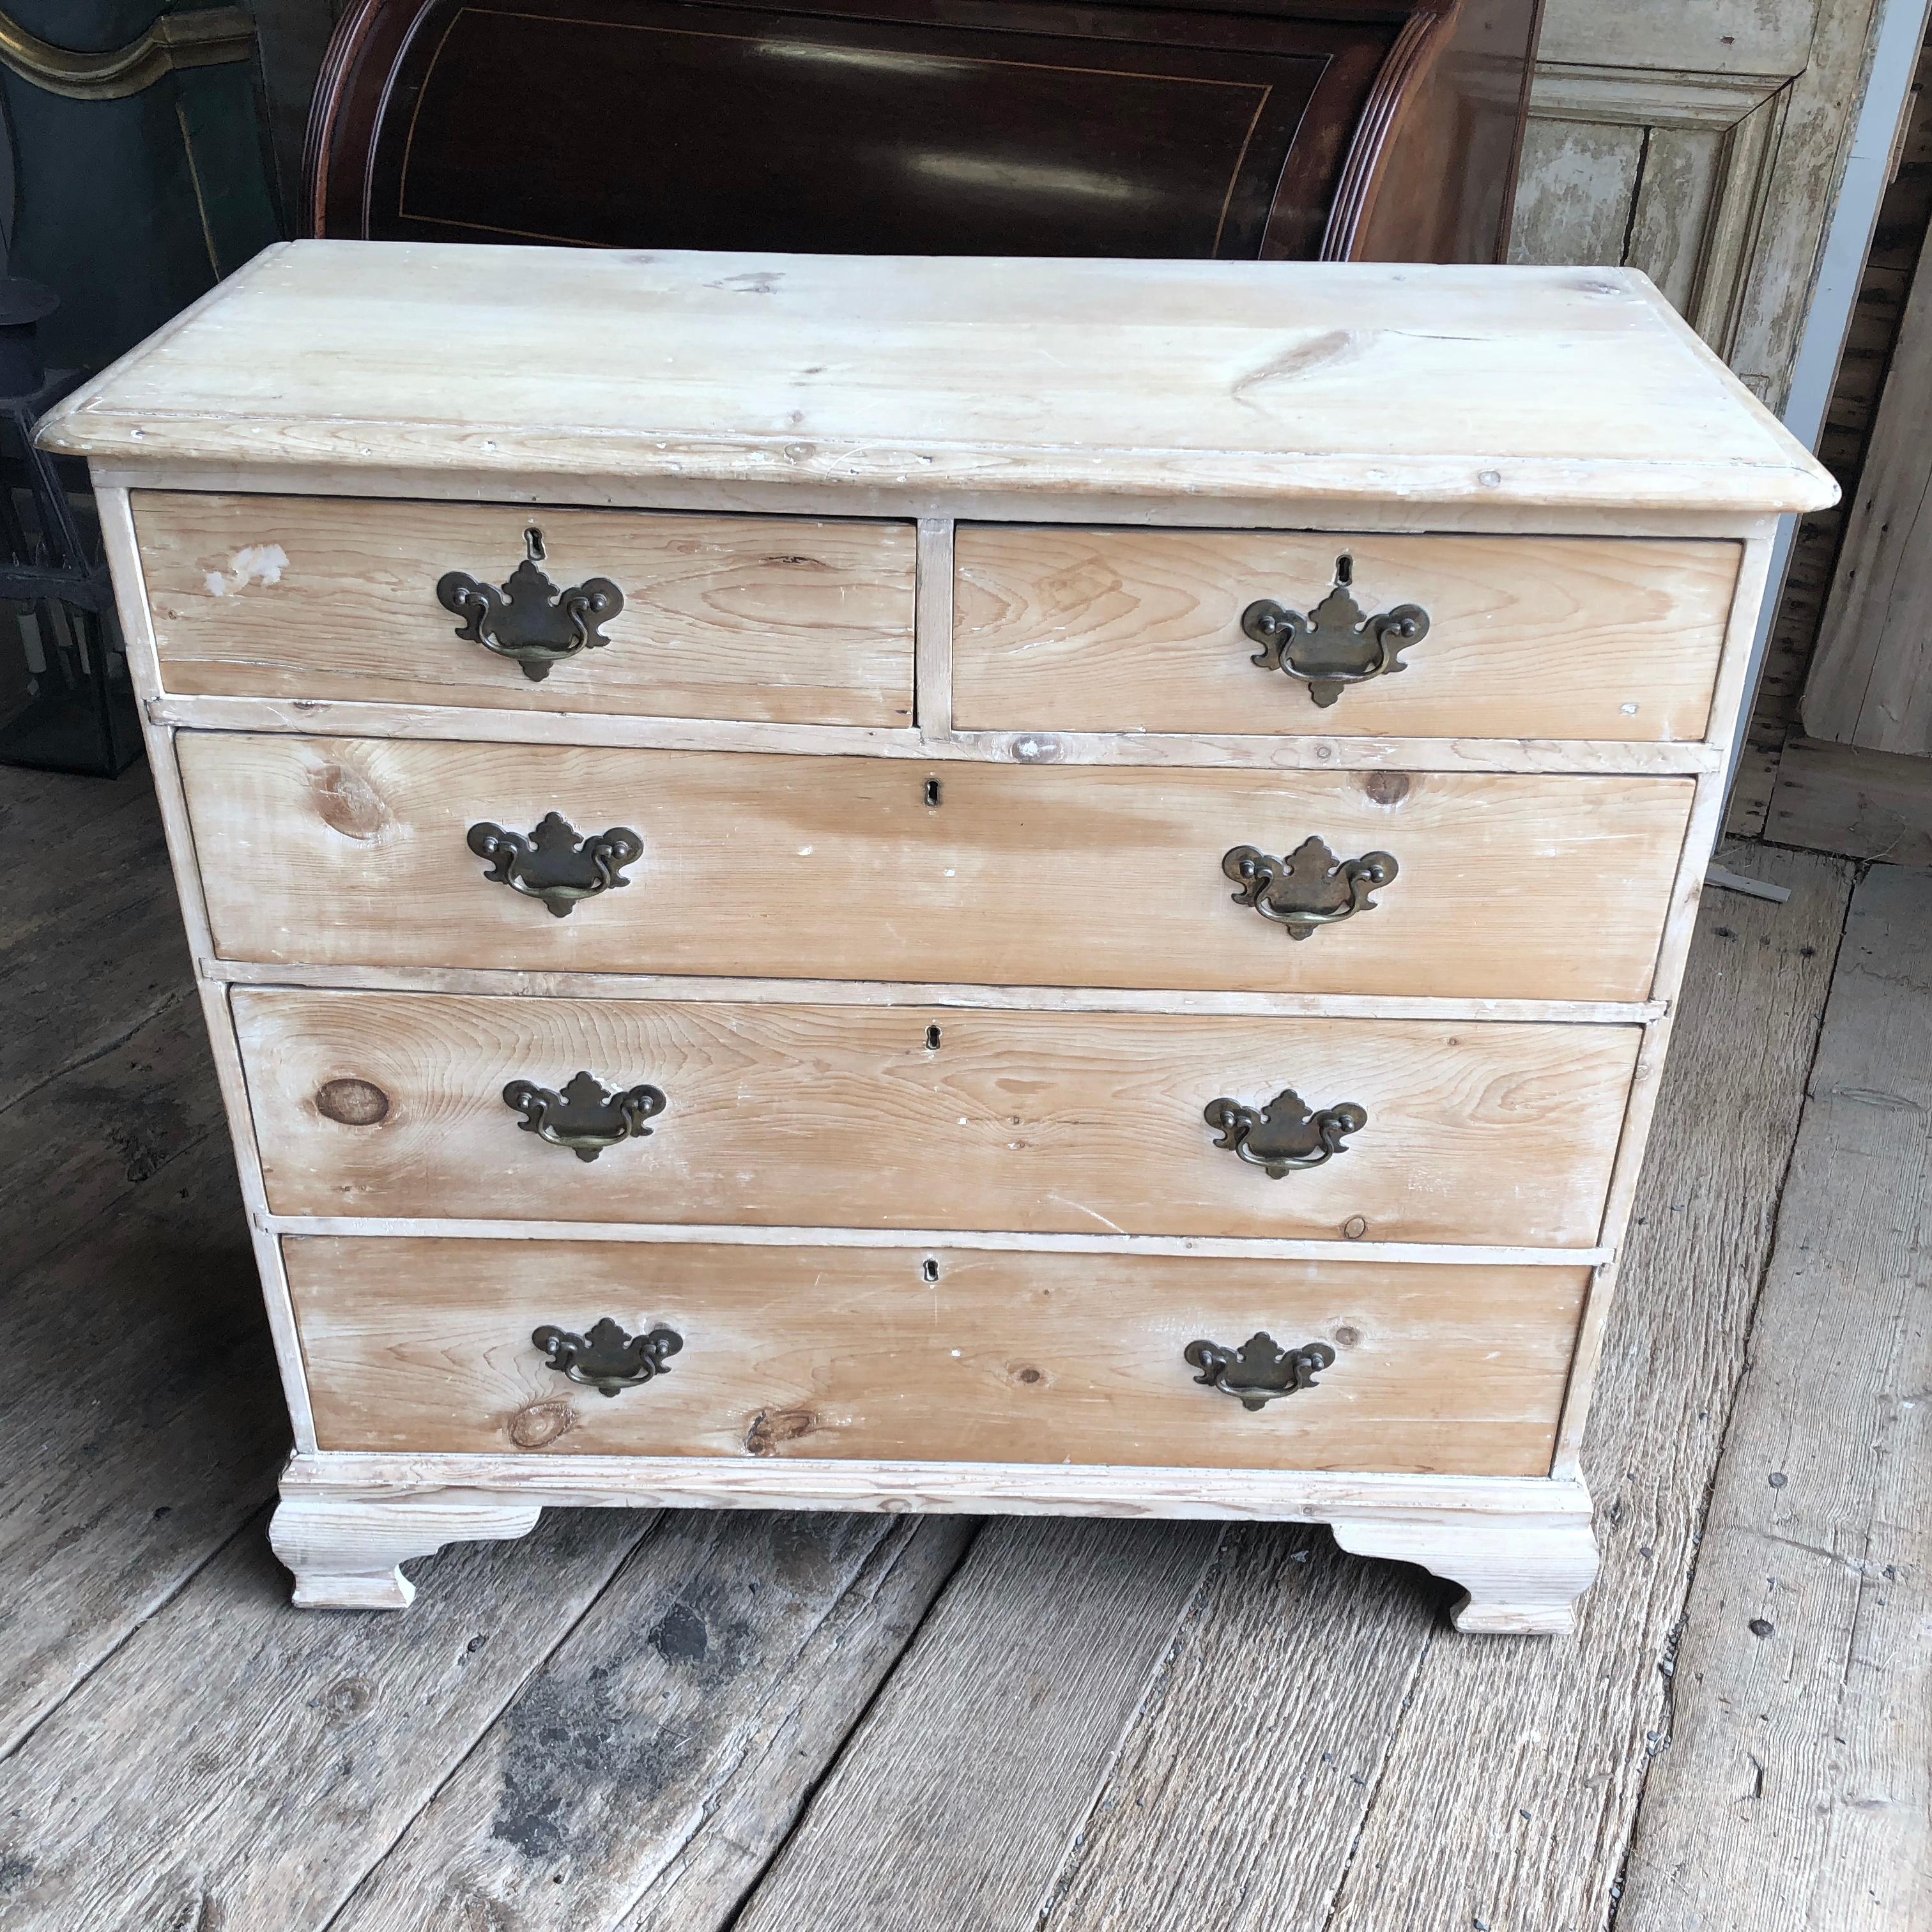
[924,1024,942,1050]
[1335,553,1353,586]
[922,1257,940,1282]
[525,526,546,563]
[924,778,941,808]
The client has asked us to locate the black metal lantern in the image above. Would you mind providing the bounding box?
[0,277,140,777]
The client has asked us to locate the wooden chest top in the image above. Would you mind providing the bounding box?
[40,242,1833,516]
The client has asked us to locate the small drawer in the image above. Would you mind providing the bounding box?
[133,491,916,724]
[236,988,1639,1245]
[284,1237,1588,1476]
[178,734,1693,1002]
[953,526,1740,740]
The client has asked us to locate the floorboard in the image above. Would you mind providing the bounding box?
[0,1510,656,1928]
[0,765,194,1115]
[1616,864,1932,1928]
[1766,734,1932,861]
[1315,843,1852,1932]
[730,1517,1223,1932]
[1025,840,1852,1932]
[0,1144,282,1757]
[325,1510,974,1932]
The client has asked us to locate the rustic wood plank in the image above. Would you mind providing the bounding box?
[323,1510,972,1931]
[235,990,1639,1246]
[1314,840,1852,1929]
[0,765,192,1116]
[134,492,917,726]
[1616,864,1932,1928]
[0,1141,285,1758]
[0,1508,656,1927]
[1804,145,1932,753]
[1508,120,1645,269]
[728,1517,1221,1932]
[286,1238,1589,1477]
[1031,839,1851,1929]
[0,992,223,1279]
[38,250,1834,515]
[951,527,1736,742]
[1038,1522,1440,1931]
[1767,733,1932,861]
[178,734,1697,1002]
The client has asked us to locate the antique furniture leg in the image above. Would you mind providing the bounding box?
[268,1485,542,1609]
[1330,1500,1601,1635]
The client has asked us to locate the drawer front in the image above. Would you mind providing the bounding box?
[236,990,1639,1245]
[134,492,916,724]
[285,1238,1588,1475]
[953,527,1739,740]
[180,735,1693,1001]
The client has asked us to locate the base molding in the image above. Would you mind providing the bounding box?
[268,1488,541,1609]
[273,1455,1598,1631]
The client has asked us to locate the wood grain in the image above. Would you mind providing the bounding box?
[37,247,1836,514]
[0,1508,656,1928]
[323,1510,973,1932]
[177,734,1697,1000]
[0,762,197,1116]
[233,988,1640,1245]
[1312,841,1854,1931]
[730,1517,1222,1932]
[1767,732,1932,862]
[1616,864,1932,1929]
[1025,838,1853,1932]
[953,525,1738,741]
[133,490,917,724]
[283,1237,1589,1476]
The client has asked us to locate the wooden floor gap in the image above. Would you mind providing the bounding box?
[0,1495,277,1767]
[712,1519,988,1932]
[317,1509,673,1932]
[1314,1600,1442,1931]
[1029,1524,1238,1927]
[1595,851,1859,1895]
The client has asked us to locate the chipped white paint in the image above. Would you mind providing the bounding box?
[203,542,288,597]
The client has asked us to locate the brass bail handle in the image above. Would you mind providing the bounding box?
[1184,1332,1337,1411]
[437,523,625,681]
[466,811,642,917]
[1204,1088,1366,1176]
[502,1070,668,1161]
[533,1316,683,1396]
[1223,836,1397,939]
[1241,553,1429,708]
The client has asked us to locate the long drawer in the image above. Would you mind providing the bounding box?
[235,989,1639,1244]
[180,735,1694,1000]
[284,1238,1588,1475]
[953,526,1739,740]
[134,492,917,724]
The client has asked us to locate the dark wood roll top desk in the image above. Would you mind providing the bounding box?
[305,0,1542,261]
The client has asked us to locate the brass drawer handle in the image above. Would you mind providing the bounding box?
[1186,1331,1337,1411]
[1223,836,1397,939]
[467,810,641,917]
[1205,1087,1365,1176]
[437,530,624,682]
[1240,556,1428,709]
[533,1317,682,1396]
[503,1070,667,1161]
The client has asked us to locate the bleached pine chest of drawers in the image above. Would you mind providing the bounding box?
[43,243,1834,1632]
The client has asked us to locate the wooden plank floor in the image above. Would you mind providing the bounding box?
[1,759,1921,1929]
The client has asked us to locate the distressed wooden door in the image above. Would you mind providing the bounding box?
[1510,0,1885,410]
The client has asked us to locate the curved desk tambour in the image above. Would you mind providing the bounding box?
[304,0,1540,263]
